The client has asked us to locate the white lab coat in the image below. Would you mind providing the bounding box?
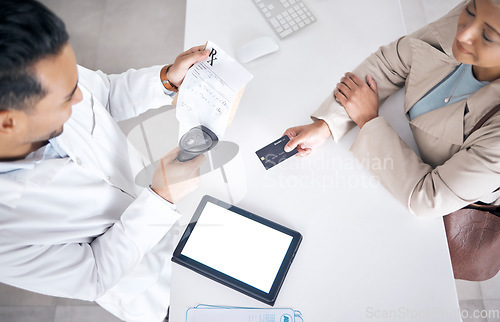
[0,65,179,321]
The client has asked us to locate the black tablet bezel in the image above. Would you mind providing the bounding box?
[172,195,302,306]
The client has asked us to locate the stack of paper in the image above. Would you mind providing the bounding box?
[186,304,304,322]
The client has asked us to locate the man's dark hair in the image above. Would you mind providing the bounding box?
[0,0,69,111]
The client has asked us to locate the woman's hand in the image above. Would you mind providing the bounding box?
[335,72,379,128]
[283,120,331,157]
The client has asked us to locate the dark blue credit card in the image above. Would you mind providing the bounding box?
[255,136,298,170]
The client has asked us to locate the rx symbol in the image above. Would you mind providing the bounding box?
[207,48,217,66]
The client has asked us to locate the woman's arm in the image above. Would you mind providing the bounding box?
[311,1,469,142]
[350,115,500,216]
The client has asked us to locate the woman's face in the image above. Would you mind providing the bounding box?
[453,0,500,81]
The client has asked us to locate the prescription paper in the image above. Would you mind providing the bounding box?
[176,41,253,139]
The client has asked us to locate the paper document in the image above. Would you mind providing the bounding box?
[186,304,304,322]
[176,41,253,139]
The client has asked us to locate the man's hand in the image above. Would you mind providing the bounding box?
[166,45,210,88]
[334,72,379,128]
[151,147,205,204]
[283,120,331,157]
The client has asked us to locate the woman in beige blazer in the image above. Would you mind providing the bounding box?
[284,0,500,217]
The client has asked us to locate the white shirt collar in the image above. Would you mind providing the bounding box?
[0,142,63,174]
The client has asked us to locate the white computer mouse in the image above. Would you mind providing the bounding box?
[236,36,279,63]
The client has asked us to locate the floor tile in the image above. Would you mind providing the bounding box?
[480,272,500,301]
[58,0,107,70]
[38,0,62,13]
[54,306,121,322]
[421,0,463,23]
[0,306,56,322]
[54,297,96,307]
[456,279,484,301]
[399,0,427,34]
[40,0,106,70]
[0,283,57,306]
[400,0,463,34]
[460,300,488,322]
[96,0,186,74]
[483,300,500,322]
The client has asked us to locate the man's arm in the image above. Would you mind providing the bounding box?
[77,46,210,122]
[0,187,178,300]
[0,145,205,300]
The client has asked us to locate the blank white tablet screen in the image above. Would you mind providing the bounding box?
[181,202,293,293]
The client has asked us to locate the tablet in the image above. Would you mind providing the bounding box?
[172,195,302,306]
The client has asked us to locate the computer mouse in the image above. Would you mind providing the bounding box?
[236,36,279,63]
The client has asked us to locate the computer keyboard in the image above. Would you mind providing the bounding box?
[252,0,317,39]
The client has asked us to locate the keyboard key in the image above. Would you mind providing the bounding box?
[280,29,293,37]
[252,0,317,38]
[270,17,280,27]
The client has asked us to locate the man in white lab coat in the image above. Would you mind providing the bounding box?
[0,0,209,321]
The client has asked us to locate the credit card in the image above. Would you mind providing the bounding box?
[255,136,298,170]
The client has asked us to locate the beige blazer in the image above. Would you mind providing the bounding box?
[312,1,500,217]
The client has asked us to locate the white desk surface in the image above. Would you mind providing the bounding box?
[169,0,461,321]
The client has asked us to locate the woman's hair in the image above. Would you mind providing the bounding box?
[0,0,69,111]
